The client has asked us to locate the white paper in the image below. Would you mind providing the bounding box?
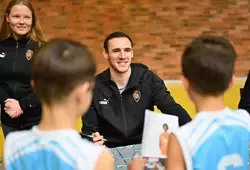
[141,109,179,158]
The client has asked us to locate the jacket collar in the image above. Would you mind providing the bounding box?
[99,63,149,89]
[4,36,31,46]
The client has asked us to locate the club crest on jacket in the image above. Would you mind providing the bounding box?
[133,90,141,102]
[26,49,34,60]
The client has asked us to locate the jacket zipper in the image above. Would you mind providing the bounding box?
[120,95,128,137]
[13,41,19,95]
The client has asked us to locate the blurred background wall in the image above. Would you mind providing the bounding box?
[0,0,249,79]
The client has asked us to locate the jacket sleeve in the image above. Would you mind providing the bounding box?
[0,86,9,104]
[238,70,250,114]
[81,102,100,135]
[151,72,192,126]
[0,43,8,104]
[19,92,40,109]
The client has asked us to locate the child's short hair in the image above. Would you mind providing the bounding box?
[181,36,237,96]
[31,39,96,105]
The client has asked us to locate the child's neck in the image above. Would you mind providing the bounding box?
[194,95,225,113]
[38,104,77,131]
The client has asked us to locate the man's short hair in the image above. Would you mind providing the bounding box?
[31,39,96,105]
[181,36,237,96]
[103,32,133,53]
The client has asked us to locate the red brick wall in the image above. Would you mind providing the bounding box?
[1,0,250,79]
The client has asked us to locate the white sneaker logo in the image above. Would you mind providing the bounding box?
[0,52,6,58]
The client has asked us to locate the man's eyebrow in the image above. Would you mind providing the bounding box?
[111,47,132,51]
[112,48,121,51]
[124,47,132,50]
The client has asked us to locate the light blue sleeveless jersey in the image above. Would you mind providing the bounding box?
[4,126,105,170]
[174,108,250,170]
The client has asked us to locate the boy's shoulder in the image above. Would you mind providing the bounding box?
[77,138,105,153]
[5,130,32,146]
[4,128,105,154]
[4,130,34,159]
[174,108,250,138]
[4,129,107,169]
[173,108,250,170]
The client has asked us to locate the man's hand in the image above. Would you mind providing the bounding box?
[92,132,105,145]
[128,158,146,170]
[4,99,23,118]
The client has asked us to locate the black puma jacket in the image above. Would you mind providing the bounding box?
[82,63,191,147]
[0,37,41,128]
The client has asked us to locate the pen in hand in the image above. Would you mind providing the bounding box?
[80,133,107,142]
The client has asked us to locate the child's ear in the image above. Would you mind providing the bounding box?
[228,75,235,90]
[180,76,189,91]
[75,82,91,104]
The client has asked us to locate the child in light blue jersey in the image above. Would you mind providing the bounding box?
[3,39,114,170]
[129,36,250,170]
[166,36,250,170]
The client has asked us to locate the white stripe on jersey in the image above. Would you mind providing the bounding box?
[188,118,214,152]
[6,142,75,167]
[5,132,37,157]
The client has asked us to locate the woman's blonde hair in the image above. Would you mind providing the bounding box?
[0,0,47,46]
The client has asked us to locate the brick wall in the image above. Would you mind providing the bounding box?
[1,0,249,79]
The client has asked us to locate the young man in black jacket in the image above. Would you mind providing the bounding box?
[82,32,192,148]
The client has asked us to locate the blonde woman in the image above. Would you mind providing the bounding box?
[0,0,47,137]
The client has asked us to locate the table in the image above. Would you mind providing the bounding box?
[109,144,142,170]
